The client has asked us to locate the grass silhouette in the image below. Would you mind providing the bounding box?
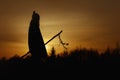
[0,46,120,77]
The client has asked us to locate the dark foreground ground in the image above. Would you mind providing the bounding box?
[0,48,120,78]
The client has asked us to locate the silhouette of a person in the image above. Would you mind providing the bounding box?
[28,11,47,63]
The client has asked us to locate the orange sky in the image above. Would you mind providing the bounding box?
[0,0,120,59]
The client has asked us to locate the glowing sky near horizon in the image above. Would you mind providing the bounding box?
[0,0,120,58]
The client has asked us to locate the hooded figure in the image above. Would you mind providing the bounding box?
[28,11,47,63]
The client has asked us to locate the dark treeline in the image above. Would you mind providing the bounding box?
[0,46,120,66]
[0,46,120,76]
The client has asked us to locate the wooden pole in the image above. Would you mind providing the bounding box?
[21,30,63,58]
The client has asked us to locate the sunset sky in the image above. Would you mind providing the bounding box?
[0,0,120,59]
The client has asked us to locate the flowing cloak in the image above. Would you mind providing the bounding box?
[28,11,47,60]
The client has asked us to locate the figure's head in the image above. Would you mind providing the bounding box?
[32,11,40,21]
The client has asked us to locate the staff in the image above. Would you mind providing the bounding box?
[21,30,63,58]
